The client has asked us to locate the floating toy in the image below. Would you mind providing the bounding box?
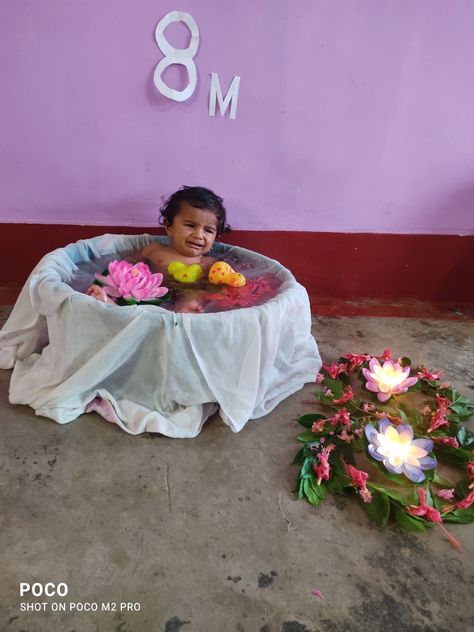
[208,261,246,288]
[168,261,203,283]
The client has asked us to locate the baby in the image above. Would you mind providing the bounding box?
[142,185,228,273]
[87,186,229,312]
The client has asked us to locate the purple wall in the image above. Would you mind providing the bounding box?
[1,0,473,234]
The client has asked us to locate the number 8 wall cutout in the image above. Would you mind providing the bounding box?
[153,10,241,119]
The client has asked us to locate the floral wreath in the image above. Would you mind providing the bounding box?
[294,349,474,550]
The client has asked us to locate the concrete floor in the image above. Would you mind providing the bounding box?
[0,306,473,632]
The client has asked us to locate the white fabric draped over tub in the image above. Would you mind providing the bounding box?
[0,234,321,438]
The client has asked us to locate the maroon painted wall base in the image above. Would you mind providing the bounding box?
[1,224,472,303]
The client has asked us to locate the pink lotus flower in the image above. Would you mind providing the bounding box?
[362,358,418,402]
[95,260,168,302]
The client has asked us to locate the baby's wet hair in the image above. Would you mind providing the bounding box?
[159,186,231,235]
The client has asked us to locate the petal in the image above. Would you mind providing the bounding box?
[377,392,392,402]
[368,444,385,462]
[402,464,425,483]
[407,445,428,459]
[411,438,433,452]
[397,424,414,443]
[365,381,380,393]
[419,455,437,470]
[385,425,399,443]
[404,455,421,467]
[365,424,378,443]
[369,358,381,373]
[378,418,392,433]
[388,455,403,468]
[384,459,403,474]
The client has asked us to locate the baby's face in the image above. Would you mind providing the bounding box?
[165,202,218,258]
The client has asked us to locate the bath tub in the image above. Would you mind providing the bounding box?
[0,234,321,437]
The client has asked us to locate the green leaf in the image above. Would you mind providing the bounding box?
[367,482,405,504]
[397,408,409,423]
[299,457,316,479]
[303,478,322,506]
[293,448,305,464]
[456,425,474,449]
[435,445,474,464]
[297,477,305,499]
[361,489,390,526]
[321,377,344,398]
[394,508,428,532]
[432,471,454,487]
[326,474,345,494]
[297,430,318,443]
[442,507,474,524]
[297,413,326,428]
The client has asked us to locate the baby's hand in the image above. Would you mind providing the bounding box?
[86,285,116,304]
[175,298,205,314]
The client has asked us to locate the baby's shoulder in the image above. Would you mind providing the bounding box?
[142,241,167,259]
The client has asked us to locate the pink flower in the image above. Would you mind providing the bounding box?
[345,463,368,487]
[322,362,348,379]
[362,358,418,402]
[408,489,462,551]
[435,488,455,500]
[362,402,375,413]
[427,409,449,433]
[439,382,451,389]
[330,408,351,429]
[431,436,458,448]
[95,260,168,302]
[467,462,474,479]
[407,488,442,524]
[456,489,474,510]
[337,429,354,443]
[316,372,324,383]
[313,444,335,485]
[435,394,451,410]
[416,367,442,381]
[359,489,373,503]
[381,348,392,361]
[343,353,371,371]
[345,463,373,503]
[421,405,432,416]
[311,419,326,433]
[332,385,353,405]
